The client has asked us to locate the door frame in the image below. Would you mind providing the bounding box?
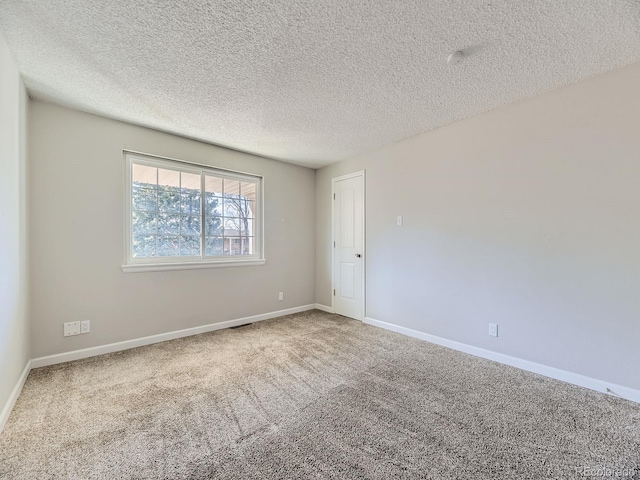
[331,170,366,320]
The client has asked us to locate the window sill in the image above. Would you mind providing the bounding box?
[121,259,266,273]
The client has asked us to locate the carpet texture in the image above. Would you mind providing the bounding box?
[0,310,638,479]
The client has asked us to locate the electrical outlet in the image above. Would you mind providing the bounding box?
[489,323,498,337]
[278,292,284,301]
[64,321,81,336]
[397,215,403,226]
[81,320,90,334]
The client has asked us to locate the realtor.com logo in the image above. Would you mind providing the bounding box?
[575,464,638,478]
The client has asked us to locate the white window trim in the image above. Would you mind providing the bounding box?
[122,150,265,273]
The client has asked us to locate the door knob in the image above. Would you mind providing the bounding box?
[355,254,362,258]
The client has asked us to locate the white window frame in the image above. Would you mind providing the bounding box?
[122,151,265,273]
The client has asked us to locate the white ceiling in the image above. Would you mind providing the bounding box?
[1,1,640,168]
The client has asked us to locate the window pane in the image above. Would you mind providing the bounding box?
[181,215,201,235]
[158,168,180,191]
[205,175,223,196]
[132,211,157,235]
[181,192,201,214]
[224,197,240,217]
[132,187,157,212]
[226,237,241,255]
[248,200,256,218]
[204,192,222,216]
[157,236,179,256]
[158,213,180,235]
[241,236,255,255]
[224,218,242,236]
[205,216,222,236]
[132,235,156,257]
[240,181,256,202]
[133,164,157,188]
[181,172,200,193]
[240,199,255,219]
[240,218,255,237]
[180,235,200,256]
[158,188,180,213]
[205,237,223,256]
[224,178,239,196]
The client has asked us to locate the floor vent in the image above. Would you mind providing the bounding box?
[229,323,253,329]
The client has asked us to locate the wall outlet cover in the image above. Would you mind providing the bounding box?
[64,321,81,336]
[81,320,90,333]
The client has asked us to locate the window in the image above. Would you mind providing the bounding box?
[122,152,264,272]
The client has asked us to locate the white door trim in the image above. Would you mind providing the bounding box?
[331,170,366,319]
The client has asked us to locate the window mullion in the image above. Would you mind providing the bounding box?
[155,166,159,257]
[200,172,205,259]
[222,182,226,256]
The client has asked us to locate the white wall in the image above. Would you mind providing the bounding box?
[316,62,640,391]
[0,33,29,416]
[29,101,315,358]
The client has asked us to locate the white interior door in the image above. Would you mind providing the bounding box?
[333,172,364,320]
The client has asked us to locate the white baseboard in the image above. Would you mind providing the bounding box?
[31,304,317,369]
[0,360,32,434]
[364,317,640,405]
[314,303,334,314]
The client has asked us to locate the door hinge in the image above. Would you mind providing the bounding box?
[333,241,336,247]
[333,289,336,296]
[333,193,336,200]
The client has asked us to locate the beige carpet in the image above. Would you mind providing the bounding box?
[0,310,638,479]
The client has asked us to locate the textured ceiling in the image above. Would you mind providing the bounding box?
[1,1,640,168]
